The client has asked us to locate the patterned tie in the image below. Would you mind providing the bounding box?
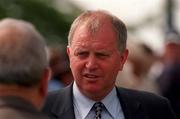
[93,102,103,119]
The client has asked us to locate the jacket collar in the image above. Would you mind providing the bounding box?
[116,87,148,119]
[50,84,75,119]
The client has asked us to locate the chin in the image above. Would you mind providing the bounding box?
[85,86,101,93]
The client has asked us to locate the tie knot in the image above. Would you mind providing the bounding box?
[93,102,104,119]
[94,102,103,109]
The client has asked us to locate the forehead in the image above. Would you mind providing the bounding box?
[71,21,118,49]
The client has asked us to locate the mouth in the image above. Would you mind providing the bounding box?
[83,73,100,81]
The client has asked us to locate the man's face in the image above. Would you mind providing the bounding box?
[67,21,128,101]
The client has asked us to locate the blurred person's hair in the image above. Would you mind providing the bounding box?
[165,31,180,45]
[127,41,156,77]
[48,45,70,77]
[68,10,127,52]
[0,18,48,87]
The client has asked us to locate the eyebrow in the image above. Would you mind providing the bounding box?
[74,48,87,52]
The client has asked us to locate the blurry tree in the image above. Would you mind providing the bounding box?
[0,0,82,45]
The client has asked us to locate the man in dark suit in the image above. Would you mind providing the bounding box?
[0,18,51,119]
[43,10,176,119]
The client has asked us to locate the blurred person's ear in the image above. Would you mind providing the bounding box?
[119,49,129,71]
[39,68,51,97]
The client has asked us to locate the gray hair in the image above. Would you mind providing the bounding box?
[68,10,127,52]
[0,18,48,87]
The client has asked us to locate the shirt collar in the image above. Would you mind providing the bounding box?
[73,82,117,119]
[101,87,117,119]
[73,82,95,119]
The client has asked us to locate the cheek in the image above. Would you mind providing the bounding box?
[69,56,77,68]
[70,58,83,74]
[106,66,119,78]
[113,57,125,71]
[116,61,124,71]
[107,59,122,71]
[103,60,122,78]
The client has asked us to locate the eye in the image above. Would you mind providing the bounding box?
[96,52,110,59]
[76,51,89,59]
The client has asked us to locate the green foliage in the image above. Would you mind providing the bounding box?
[0,0,81,45]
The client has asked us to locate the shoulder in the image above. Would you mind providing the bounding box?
[117,87,171,108]
[46,84,72,101]
[117,87,177,119]
[117,87,166,100]
[0,106,49,119]
[42,85,72,113]
[117,87,177,118]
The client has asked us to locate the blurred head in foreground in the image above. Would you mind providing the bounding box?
[0,18,51,109]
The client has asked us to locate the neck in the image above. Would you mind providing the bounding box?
[80,87,114,101]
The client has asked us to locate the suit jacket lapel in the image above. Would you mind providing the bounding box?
[51,84,75,119]
[116,87,149,119]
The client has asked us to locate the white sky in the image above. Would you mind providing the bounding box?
[68,0,180,55]
[70,0,164,24]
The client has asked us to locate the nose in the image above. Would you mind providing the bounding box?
[85,55,98,70]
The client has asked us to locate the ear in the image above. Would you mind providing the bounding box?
[119,49,129,71]
[39,68,51,97]
[66,46,70,56]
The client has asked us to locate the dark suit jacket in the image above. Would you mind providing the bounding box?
[0,96,49,119]
[42,84,177,119]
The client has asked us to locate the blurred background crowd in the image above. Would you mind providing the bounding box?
[0,0,180,118]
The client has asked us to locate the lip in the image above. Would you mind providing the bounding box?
[84,74,98,78]
[83,73,100,81]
